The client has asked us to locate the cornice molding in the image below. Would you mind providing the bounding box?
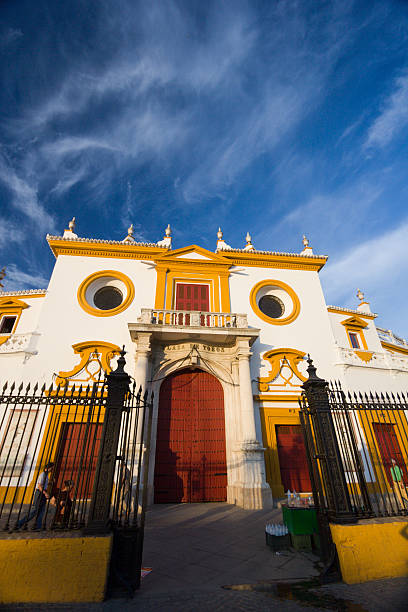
[47,235,168,259]
[327,306,377,319]
[0,289,46,298]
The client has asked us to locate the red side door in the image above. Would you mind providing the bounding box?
[154,369,227,503]
[54,423,103,498]
[373,423,408,486]
[276,424,312,492]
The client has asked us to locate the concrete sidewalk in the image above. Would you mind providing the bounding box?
[5,503,408,611]
[140,502,321,592]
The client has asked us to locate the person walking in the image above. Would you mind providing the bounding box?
[17,462,54,530]
[390,458,408,509]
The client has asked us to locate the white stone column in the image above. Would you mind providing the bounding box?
[132,332,154,503]
[236,337,273,510]
[134,332,152,390]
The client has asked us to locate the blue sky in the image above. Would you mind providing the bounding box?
[1,1,408,336]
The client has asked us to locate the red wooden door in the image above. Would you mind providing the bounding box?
[373,423,407,486]
[276,425,312,492]
[54,423,103,498]
[175,284,209,311]
[154,369,227,503]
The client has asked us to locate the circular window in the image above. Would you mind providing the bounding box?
[250,279,300,325]
[77,270,135,317]
[93,286,123,310]
[258,295,285,319]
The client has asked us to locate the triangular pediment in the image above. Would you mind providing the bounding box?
[154,245,230,265]
[341,316,368,329]
[0,297,29,310]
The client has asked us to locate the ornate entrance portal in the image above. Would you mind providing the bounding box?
[154,368,227,503]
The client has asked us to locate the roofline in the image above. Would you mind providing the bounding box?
[327,306,377,319]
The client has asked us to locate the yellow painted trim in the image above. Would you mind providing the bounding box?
[254,394,301,402]
[330,521,408,584]
[214,250,327,271]
[154,244,230,266]
[250,279,301,325]
[0,293,45,300]
[259,348,306,392]
[0,535,112,603]
[219,272,231,312]
[355,350,373,363]
[327,306,377,320]
[0,297,29,340]
[154,266,167,309]
[259,405,305,498]
[55,341,121,387]
[381,341,408,356]
[48,237,166,260]
[77,270,135,317]
[340,316,369,329]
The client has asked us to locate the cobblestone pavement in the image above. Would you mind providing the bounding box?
[3,503,408,611]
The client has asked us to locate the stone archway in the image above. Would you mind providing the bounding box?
[154,368,227,503]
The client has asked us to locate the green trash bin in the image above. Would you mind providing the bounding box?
[282,505,318,535]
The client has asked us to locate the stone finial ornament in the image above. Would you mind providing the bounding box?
[216,227,232,251]
[300,234,313,256]
[244,232,255,251]
[157,224,172,248]
[356,288,372,313]
[122,223,135,243]
[63,217,78,239]
[0,267,5,288]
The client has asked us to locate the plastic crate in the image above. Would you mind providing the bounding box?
[282,506,318,535]
[265,532,291,551]
[290,533,312,551]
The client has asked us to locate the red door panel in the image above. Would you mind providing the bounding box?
[54,423,102,498]
[276,425,312,492]
[373,423,408,486]
[154,369,227,503]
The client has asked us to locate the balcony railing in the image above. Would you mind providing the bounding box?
[138,308,248,329]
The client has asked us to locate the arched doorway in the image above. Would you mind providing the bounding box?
[154,368,227,503]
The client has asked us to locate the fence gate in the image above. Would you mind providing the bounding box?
[0,348,154,598]
[298,356,408,578]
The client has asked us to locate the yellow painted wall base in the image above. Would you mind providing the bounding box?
[330,519,408,584]
[0,534,112,603]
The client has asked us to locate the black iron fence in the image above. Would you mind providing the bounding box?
[0,350,153,537]
[299,359,408,525]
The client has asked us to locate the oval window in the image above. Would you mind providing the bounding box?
[93,286,123,311]
[258,295,285,319]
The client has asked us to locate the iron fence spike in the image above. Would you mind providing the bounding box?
[10,381,15,392]
[143,389,148,402]
[41,382,46,393]
[48,382,53,393]
[33,382,38,393]
[18,381,24,393]
[2,381,7,392]
[25,382,31,393]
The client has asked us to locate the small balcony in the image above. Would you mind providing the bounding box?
[138,308,248,328]
[129,309,257,345]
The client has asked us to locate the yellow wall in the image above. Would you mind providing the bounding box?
[330,520,408,584]
[0,534,112,603]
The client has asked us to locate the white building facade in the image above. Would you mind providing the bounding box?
[1,222,408,508]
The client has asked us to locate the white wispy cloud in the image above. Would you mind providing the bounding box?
[320,220,408,315]
[0,155,55,230]
[0,218,25,249]
[365,70,408,149]
[2,263,49,291]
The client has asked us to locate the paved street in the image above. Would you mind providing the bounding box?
[4,503,408,611]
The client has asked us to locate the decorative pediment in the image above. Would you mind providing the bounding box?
[55,341,121,387]
[154,245,230,266]
[258,348,307,392]
[0,297,29,311]
[340,316,368,329]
